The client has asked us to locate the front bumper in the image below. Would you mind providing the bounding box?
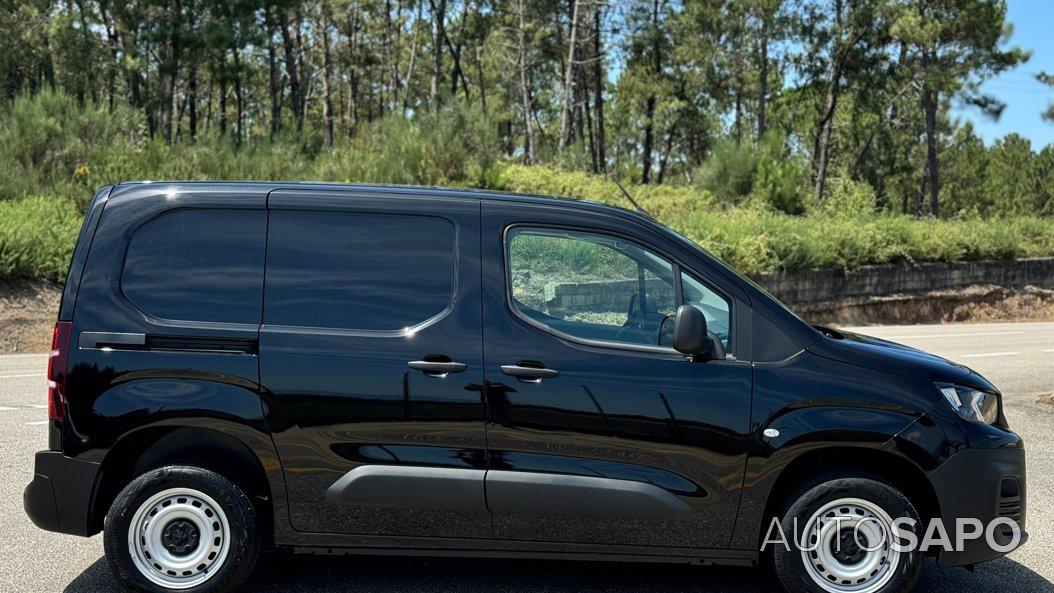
[928,445,1027,567]
[23,451,101,536]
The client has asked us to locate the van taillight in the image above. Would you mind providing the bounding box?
[47,321,72,421]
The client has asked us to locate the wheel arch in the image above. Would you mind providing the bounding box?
[90,423,278,546]
[757,446,941,549]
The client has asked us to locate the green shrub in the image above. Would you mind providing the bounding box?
[809,176,878,217]
[0,90,143,202]
[751,156,808,215]
[326,103,503,187]
[694,139,759,203]
[693,132,809,214]
[0,196,81,280]
[497,164,716,223]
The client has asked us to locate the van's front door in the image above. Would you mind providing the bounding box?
[481,201,752,550]
[260,190,489,539]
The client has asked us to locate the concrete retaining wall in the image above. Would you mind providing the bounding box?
[546,279,673,317]
[750,258,1054,306]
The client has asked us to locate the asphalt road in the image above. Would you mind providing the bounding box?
[0,322,1052,592]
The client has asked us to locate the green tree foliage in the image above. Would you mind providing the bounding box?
[1038,71,1054,123]
[0,0,1048,222]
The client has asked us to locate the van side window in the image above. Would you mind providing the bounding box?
[507,228,678,347]
[264,211,455,331]
[121,209,265,324]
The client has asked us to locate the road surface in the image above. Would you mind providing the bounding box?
[0,322,1051,592]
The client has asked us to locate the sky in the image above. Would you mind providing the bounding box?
[951,0,1054,148]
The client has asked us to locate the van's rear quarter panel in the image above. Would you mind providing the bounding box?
[61,186,283,515]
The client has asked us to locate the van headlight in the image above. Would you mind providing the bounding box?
[936,383,999,424]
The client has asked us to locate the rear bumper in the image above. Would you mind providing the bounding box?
[23,451,100,536]
[928,445,1027,567]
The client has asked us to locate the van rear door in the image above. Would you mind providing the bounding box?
[64,185,268,460]
[259,189,489,540]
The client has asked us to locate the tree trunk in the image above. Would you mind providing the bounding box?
[476,46,487,111]
[160,0,183,143]
[915,153,928,217]
[203,69,213,131]
[642,95,656,184]
[383,0,394,113]
[279,10,302,133]
[812,57,843,199]
[757,13,768,140]
[559,0,581,151]
[188,64,198,139]
[233,49,244,145]
[100,3,121,111]
[403,1,422,113]
[516,0,536,164]
[923,85,940,217]
[733,90,742,146]
[267,15,282,136]
[429,0,447,110]
[295,10,310,126]
[813,0,848,199]
[593,0,606,172]
[584,81,596,171]
[321,3,335,147]
[218,54,228,137]
[657,126,676,184]
[347,3,361,134]
[448,0,471,98]
[641,0,660,184]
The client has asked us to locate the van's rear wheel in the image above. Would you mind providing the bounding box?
[771,476,922,593]
[104,466,260,593]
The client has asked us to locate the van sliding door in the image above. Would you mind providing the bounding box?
[258,190,489,541]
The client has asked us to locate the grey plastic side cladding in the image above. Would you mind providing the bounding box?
[325,466,486,512]
[324,466,694,521]
[486,470,694,521]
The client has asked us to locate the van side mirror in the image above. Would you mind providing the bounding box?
[672,304,726,360]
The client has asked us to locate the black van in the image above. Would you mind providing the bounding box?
[25,183,1025,593]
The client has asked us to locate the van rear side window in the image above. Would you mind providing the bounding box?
[263,211,456,332]
[121,209,266,324]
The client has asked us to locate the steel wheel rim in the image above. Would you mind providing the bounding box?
[799,497,901,593]
[127,487,231,590]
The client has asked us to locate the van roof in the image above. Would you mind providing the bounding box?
[108,180,654,222]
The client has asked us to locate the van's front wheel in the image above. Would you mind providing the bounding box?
[771,476,923,593]
[104,466,260,593]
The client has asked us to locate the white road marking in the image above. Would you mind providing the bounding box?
[960,352,1020,359]
[0,353,48,359]
[1045,348,1054,353]
[0,373,45,379]
[878,331,1026,340]
[0,404,46,411]
[25,420,48,426]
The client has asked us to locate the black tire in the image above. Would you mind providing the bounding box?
[104,466,260,593]
[771,474,923,593]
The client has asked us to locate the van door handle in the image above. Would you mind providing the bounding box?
[408,360,468,377]
[79,331,147,349]
[501,364,559,382]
